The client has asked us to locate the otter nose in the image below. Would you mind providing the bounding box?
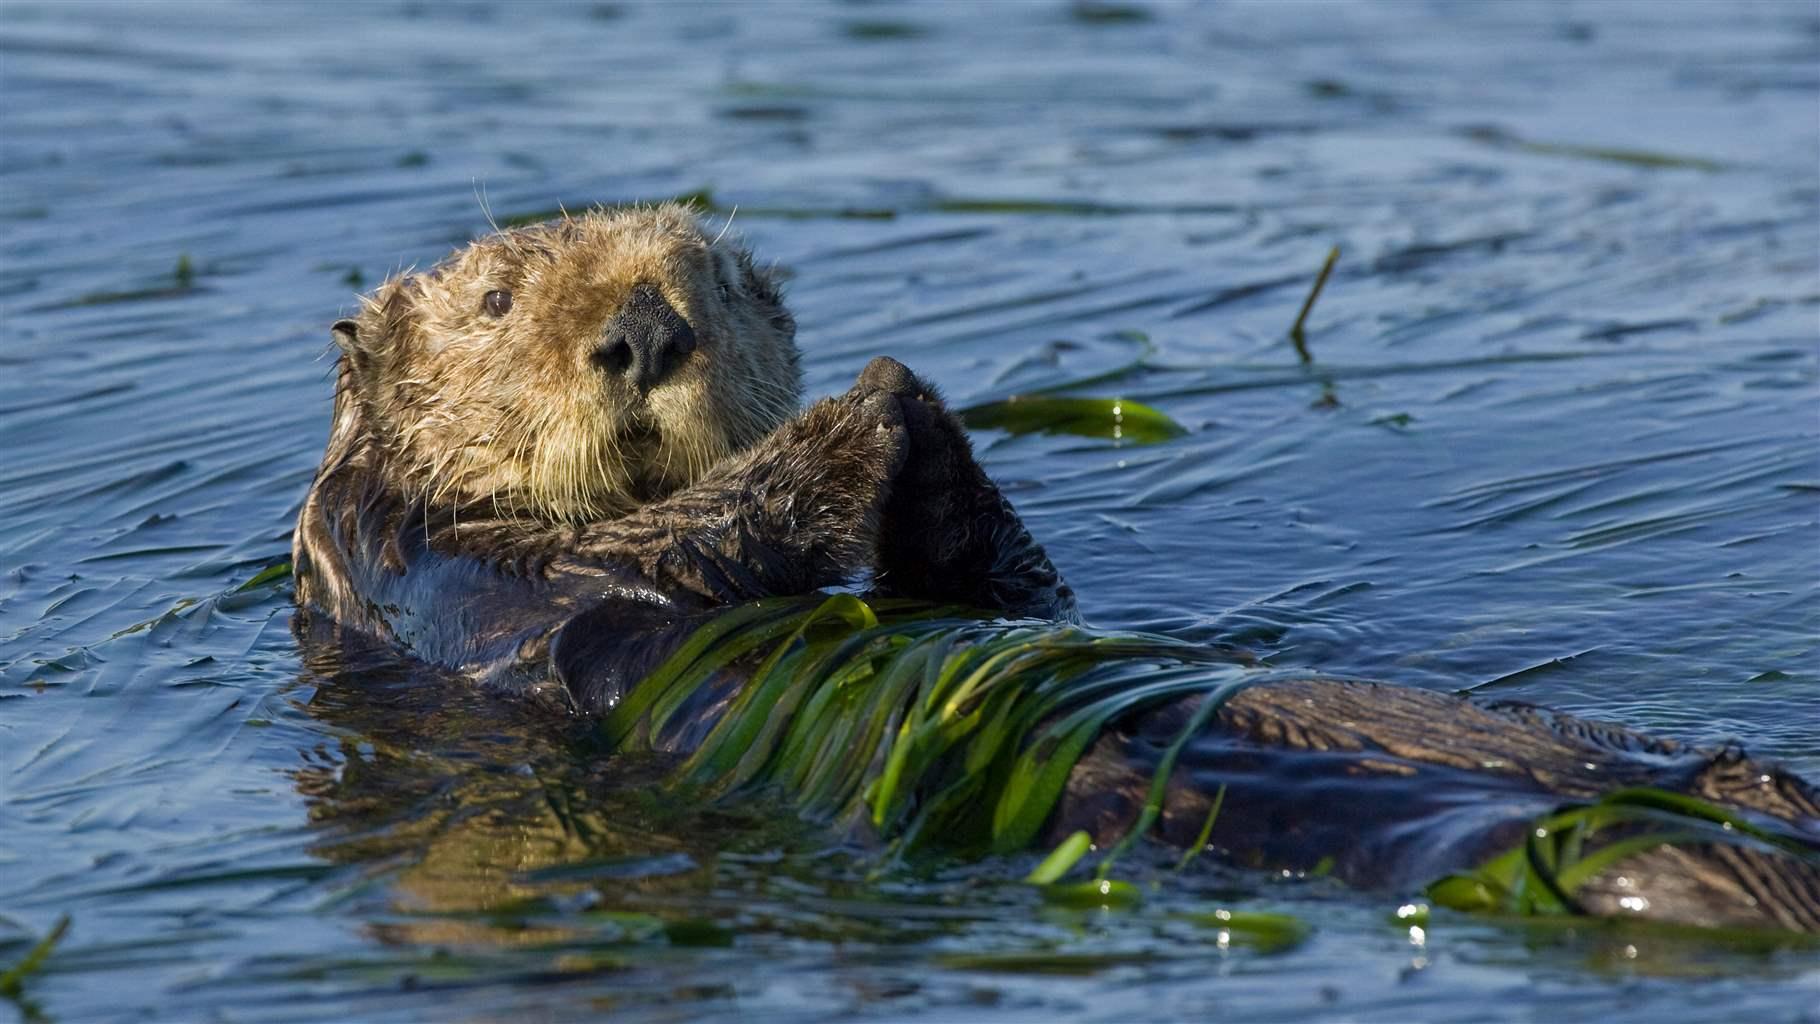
[594,283,697,392]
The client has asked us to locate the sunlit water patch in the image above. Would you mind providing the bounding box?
[3,1,1817,1021]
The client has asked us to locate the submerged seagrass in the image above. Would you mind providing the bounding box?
[293,206,1820,937]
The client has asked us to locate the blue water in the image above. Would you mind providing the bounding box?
[3,2,1817,1021]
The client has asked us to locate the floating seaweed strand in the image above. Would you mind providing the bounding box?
[599,593,1820,928]
[599,595,1243,865]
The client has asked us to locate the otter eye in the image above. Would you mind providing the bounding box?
[482,289,513,317]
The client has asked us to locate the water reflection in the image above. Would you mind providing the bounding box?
[294,614,718,947]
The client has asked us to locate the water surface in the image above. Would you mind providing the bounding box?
[3,2,1818,1021]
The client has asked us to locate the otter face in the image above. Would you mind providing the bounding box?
[332,204,801,521]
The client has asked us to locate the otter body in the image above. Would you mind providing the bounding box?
[296,206,1818,932]
[296,206,1072,707]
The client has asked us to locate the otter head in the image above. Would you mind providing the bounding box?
[331,204,801,521]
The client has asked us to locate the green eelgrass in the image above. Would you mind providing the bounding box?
[236,561,292,592]
[605,594,1819,930]
[1428,788,1820,918]
[959,395,1186,443]
[1288,245,1340,363]
[1024,830,1092,885]
[0,915,69,999]
[600,594,1247,863]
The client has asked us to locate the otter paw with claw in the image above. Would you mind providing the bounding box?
[851,356,967,466]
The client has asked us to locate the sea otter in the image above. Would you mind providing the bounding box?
[294,204,1820,932]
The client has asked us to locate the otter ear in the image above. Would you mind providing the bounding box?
[339,277,419,362]
[734,249,788,306]
[732,250,795,335]
[330,319,361,355]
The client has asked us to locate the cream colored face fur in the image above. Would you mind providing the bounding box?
[333,204,801,521]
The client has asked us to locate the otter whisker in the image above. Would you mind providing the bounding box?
[711,205,739,247]
[475,180,500,236]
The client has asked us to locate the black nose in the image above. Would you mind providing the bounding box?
[594,283,697,392]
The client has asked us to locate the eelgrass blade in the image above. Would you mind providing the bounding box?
[1092,670,1253,878]
[990,667,1240,852]
[1025,831,1092,886]
[0,915,69,999]
[1175,908,1311,953]
[676,594,876,788]
[1175,783,1227,873]
[599,597,816,749]
[960,396,1186,443]
[1428,785,1820,917]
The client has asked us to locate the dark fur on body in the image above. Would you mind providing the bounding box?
[296,208,1818,932]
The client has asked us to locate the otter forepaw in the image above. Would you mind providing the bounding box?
[855,387,912,480]
[795,390,910,499]
[851,357,969,464]
[854,355,921,398]
[856,356,952,415]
